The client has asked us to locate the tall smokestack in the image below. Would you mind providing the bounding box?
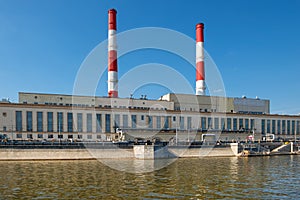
[108,9,118,98]
[195,23,206,95]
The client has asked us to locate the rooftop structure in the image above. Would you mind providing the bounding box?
[18,92,174,111]
[19,92,269,115]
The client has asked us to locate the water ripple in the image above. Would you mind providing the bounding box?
[0,156,299,199]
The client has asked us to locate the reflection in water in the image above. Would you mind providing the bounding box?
[0,156,299,199]
[100,158,177,174]
[229,157,239,179]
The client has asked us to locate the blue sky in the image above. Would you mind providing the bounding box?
[0,0,300,114]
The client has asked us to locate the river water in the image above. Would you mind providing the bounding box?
[0,156,299,199]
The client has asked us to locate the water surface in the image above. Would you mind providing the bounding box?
[0,156,299,199]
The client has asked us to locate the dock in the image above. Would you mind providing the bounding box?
[240,142,300,157]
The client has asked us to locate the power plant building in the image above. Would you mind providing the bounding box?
[0,92,298,142]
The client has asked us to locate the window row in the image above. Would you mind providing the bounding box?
[15,133,103,140]
[261,119,300,135]
[15,111,300,134]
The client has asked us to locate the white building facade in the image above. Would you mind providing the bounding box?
[0,92,299,142]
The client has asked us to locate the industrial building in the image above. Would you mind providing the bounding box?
[0,9,299,142]
[0,92,299,142]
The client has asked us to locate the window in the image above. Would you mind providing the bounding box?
[96,114,102,133]
[68,135,73,139]
[239,118,244,129]
[297,121,300,135]
[3,126,6,131]
[37,112,43,132]
[187,117,192,130]
[277,120,281,134]
[58,135,63,139]
[57,112,63,132]
[221,118,225,130]
[26,111,32,131]
[16,133,22,139]
[282,120,286,134]
[97,135,102,139]
[261,119,265,134]
[287,120,290,135]
[47,112,53,132]
[173,116,176,122]
[77,113,83,132]
[114,114,120,130]
[131,115,137,129]
[48,134,53,139]
[123,115,128,128]
[87,113,92,132]
[165,116,171,129]
[272,120,276,134]
[233,118,237,131]
[214,118,219,130]
[105,114,111,133]
[148,116,153,129]
[292,120,295,134]
[157,116,161,129]
[87,135,92,139]
[201,117,207,130]
[267,120,271,133]
[180,116,184,130]
[250,119,255,130]
[245,119,249,130]
[38,134,43,139]
[208,117,212,129]
[67,113,73,132]
[2,112,7,117]
[78,135,82,139]
[227,118,232,130]
[141,115,144,121]
[27,134,33,139]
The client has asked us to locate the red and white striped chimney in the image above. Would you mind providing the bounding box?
[195,23,206,95]
[108,9,118,98]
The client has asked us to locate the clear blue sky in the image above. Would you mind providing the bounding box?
[0,0,299,114]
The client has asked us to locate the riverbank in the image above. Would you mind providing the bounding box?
[0,142,299,160]
[0,143,240,160]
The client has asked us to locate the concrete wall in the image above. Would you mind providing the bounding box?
[1,146,237,160]
[0,148,134,160]
[133,143,241,159]
[0,149,93,160]
[168,143,240,157]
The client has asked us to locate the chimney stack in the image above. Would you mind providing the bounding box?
[108,9,118,98]
[195,23,206,95]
